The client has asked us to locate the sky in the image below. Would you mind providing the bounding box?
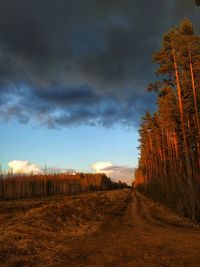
[0,0,200,184]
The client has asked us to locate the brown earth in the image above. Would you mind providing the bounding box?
[0,189,200,267]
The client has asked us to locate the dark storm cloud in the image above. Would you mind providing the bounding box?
[0,82,155,128]
[0,0,199,128]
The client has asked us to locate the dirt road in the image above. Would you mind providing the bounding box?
[62,191,200,267]
[1,190,200,266]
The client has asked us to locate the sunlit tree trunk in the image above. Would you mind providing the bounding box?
[189,51,200,168]
[172,44,192,179]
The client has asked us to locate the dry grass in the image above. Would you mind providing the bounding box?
[1,190,200,267]
[0,189,129,267]
[138,192,199,229]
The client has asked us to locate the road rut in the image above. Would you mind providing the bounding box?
[61,191,200,267]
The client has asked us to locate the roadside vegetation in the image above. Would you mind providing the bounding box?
[0,173,128,200]
[135,19,200,222]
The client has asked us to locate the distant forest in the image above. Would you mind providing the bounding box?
[135,19,200,222]
[0,173,128,200]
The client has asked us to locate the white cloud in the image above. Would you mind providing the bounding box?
[91,161,135,185]
[8,160,42,174]
[91,162,112,172]
[8,160,77,175]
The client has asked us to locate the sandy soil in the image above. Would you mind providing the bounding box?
[0,189,200,267]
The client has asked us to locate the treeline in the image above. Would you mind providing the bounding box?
[135,19,200,222]
[0,173,128,200]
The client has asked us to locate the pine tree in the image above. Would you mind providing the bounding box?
[135,19,200,221]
